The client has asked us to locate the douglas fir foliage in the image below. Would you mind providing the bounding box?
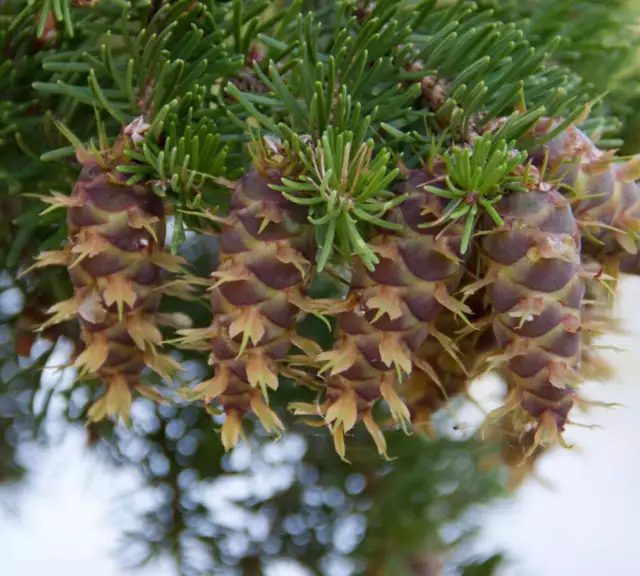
[1,0,639,574]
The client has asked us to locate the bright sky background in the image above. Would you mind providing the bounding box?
[1,277,640,576]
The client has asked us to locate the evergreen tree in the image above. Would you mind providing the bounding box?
[1,1,637,574]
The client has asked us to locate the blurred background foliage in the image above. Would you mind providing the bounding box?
[476,0,640,152]
[3,1,640,575]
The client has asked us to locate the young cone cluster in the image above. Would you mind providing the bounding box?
[293,166,472,459]
[476,178,585,454]
[25,125,186,423]
[178,143,318,450]
[533,118,640,274]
